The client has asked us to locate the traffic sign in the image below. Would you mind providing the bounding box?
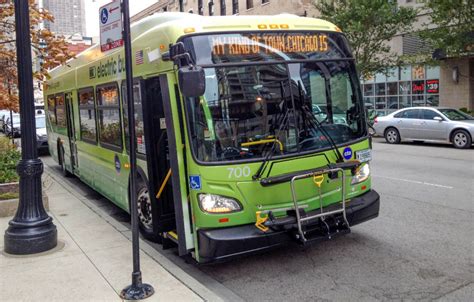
[99,0,123,52]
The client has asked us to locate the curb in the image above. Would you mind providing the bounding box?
[43,163,244,302]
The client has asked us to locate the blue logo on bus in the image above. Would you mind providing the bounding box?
[114,154,121,174]
[189,175,201,190]
[100,8,109,24]
[343,147,353,160]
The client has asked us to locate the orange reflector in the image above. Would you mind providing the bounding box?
[219,218,229,223]
[258,24,267,29]
[159,44,165,50]
[124,163,130,169]
[184,27,195,33]
[280,24,289,29]
[361,185,367,190]
[269,24,278,29]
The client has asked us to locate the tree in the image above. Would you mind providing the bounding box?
[418,0,474,58]
[0,0,75,112]
[313,0,417,77]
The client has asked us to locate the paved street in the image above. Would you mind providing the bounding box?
[41,139,474,301]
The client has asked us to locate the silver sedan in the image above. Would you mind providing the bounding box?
[373,107,474,149]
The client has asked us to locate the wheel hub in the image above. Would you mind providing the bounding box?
[137,188,153,229]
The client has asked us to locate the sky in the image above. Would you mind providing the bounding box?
[84,0,159,37]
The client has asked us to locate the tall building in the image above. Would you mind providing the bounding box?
[42,0,86,36]
[131,0,317,22]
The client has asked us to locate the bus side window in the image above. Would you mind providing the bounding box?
[97,83,122,150]
[122,81,145,154]
[47,95,56,125]
[55,94,67,128]
[78,87,97,144]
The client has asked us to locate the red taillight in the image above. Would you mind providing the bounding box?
[374,117,378,124]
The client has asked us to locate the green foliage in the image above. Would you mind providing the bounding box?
[0,137,20,184]
[313,0,418,77]
[418,0,474,57]
[0,192,19,200]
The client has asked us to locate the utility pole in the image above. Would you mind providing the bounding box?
[4,0,57,255]
[119,0,154,299]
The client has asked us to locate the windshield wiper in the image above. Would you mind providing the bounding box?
[252,108,290,180]
[253,81,291,180]
[297,79,345,163]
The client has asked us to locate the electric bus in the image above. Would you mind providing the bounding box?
[44,13,380,263]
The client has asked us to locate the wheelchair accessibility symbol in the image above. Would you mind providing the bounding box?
[189,175,201,190]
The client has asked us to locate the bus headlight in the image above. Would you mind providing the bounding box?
[198,194,242,213]
[351,163,370,185]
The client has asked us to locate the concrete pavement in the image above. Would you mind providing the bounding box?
[0,168,221,301]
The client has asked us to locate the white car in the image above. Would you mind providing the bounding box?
[374,107,474,149]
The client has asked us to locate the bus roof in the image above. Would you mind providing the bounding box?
[46,13,340,92]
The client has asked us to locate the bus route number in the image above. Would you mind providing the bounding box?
[227,166,251,178]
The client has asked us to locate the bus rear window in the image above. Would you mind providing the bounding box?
[183,31,353,65]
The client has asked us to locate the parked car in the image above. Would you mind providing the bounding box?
[36,115,49,153]
[374,107,474,149]
[0,110,10,132]
[4,113,21,138]
[312,104,348,125]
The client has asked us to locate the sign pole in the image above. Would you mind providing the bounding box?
[119,0,154,299]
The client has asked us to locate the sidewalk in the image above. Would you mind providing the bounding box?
[0,168,222,302]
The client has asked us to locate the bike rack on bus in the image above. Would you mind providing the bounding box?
[290,167,349,243]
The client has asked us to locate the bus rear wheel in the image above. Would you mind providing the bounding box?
[136,180,161,242]
[59,146,71,177]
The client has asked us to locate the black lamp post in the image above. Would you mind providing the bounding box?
[4,0,57,255]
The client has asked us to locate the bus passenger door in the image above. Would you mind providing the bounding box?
[65,92,77,172]
[143,77,176,234]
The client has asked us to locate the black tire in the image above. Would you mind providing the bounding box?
[135,179,161,242]
[59,146,72,177]
[384,127,401,144]
[451,129,471,149]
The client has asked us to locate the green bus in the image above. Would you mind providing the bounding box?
[45,13,380,263]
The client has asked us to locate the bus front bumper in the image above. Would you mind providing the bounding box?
[197,190,380,263]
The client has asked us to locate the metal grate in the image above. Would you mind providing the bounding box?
[402,33,432,55]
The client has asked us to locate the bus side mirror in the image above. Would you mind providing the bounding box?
[178,65,206,97]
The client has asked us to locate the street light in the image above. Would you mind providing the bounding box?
[4,0,57,255]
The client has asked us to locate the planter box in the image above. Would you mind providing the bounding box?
[0,182,49,218]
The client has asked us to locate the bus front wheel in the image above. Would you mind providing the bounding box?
[136,179,161,242]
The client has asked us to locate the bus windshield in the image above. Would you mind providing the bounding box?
[183,32,365,162]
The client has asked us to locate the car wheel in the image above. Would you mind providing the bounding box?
[452,130,471,149]
[135,179,161,242]
[384,127,401,144]
[59,146,72,177]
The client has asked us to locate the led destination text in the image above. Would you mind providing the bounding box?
[211,34,329,56]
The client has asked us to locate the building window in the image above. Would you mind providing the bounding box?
[247,0,254,10]
[232,0,238,14]
[362,64,440,115]
[97,84,122,149]
[122,82,146,154]
[78,88,97,143]
[208,0,214,16]
[198,0,203,15]
[262,0,269,4]
[220,0,226,15]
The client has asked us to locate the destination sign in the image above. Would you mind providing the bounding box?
[211,33,329,57]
